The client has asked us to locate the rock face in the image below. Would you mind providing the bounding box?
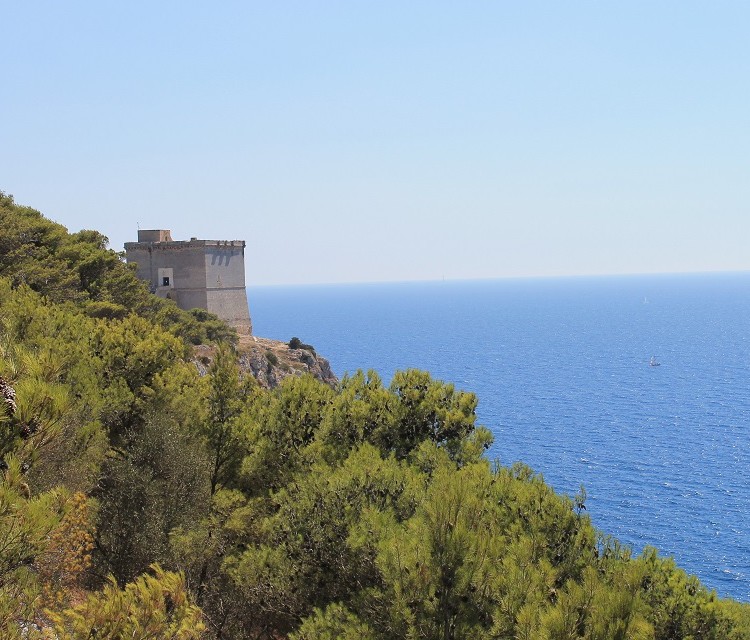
[193,336,338,389]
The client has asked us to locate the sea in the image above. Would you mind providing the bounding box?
[248,272,750,602]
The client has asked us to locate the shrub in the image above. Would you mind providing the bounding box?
[288,337,315,353]
[84,301,129,320]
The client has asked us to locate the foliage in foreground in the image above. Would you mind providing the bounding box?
[0,194,749,638]
[47,565,205,640]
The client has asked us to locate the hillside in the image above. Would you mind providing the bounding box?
[1,191,749,639]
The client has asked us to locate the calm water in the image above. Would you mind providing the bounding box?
[249,273,750,601]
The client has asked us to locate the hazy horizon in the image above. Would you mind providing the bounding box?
[244,267,750,289]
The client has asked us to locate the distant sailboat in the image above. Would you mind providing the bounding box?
[650,356,661,367]
[643,297,649,304]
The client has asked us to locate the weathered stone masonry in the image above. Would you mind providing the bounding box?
[125,229,252,334]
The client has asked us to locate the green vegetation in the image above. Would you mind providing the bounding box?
[0,191,237,346]
[1,192,749,638]
[289,336,315,352]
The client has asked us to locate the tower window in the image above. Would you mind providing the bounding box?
[162,276,170,287]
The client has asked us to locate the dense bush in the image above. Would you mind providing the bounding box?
[288,336,315,352]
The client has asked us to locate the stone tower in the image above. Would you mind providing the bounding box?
[125,230,252,335]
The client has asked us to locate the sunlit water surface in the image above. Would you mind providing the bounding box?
[249,273,750,601]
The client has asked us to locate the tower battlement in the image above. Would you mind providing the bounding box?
[125,229,252,335]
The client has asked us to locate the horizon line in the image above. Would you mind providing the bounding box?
[247,268,750,288]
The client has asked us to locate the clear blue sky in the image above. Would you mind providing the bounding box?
[3,2,749,285]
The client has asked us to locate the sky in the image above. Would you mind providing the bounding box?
[2,2,749,285]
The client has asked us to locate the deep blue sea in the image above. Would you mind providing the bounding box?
[249,273,750,602]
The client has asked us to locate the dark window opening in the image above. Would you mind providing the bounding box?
[162,276,170,287]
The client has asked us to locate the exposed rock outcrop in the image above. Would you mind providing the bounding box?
[193,336,338,390]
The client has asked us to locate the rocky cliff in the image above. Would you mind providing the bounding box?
[193,335,338,389]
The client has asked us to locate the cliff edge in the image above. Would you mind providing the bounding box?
[194,335,338,389]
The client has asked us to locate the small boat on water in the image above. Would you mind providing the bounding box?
[650,356,661,367]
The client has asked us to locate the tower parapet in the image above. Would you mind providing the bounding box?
[125,229,252,335]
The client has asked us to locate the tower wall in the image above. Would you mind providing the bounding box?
[125,232,252,335]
